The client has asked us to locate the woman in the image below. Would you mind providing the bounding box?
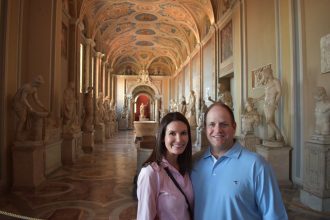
[137,112,193,220]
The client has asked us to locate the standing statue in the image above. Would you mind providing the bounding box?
[241,98,261,135]
[178,96,187,115]
[82,87,94,132]
[208,83,233,109]
[314,87,330,135]
[140,103,146,118]
[198,99,208,129]
[103,97,111,124]
[258,68,283,141]
[95,92,105,125]
[187,90,197,127]
[62,81,80,133]
[169,99,177,112]
[13,75,48,141]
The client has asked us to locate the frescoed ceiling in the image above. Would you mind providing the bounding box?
[79,0,214,76]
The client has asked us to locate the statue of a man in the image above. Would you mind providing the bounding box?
[62,81,80,133]
[208,83,233,109]
[13,75,48,141]
[95,92,105,125]
[187,90,197,127]
[259,68,283,141]
[241,98,261,135]
[314,87,330,135]
[82,87,94,132]
[179,96,187,116]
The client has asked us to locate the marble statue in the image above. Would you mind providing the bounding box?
[179,96,187,116]
[140,102,146,118]
[198,99,208,129]
[314,87,330,135]
[160,108,169,121]
[13,75,48,141]
[241,98,261,135]
[62,81,80,134]
[121,106,128,119]
[187,90,197,127]
[95,92,105,125]
[208,83,233,109]
[82,87,94,132]
[169,99,177,112]
[258,68,283,141]
[103,97,111,123]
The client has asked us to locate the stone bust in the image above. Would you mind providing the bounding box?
[314,87,330,135]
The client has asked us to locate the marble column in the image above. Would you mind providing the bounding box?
[300,135,330,211]
[84,38,95,89]
[128,95,134,129]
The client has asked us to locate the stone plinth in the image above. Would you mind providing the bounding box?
[135,136,155,174]
[239,133,261,152]
[62,132,82,165]
[104,123,111,139]
[119,118,128,130]
[95,123,105,143]
[45,139,63,175]
[300,135,330,211]
[82,131,94,153]
[110,122,117,136]
[195,128,209,150]
[134,121,158,137]
[12,141,45,190]
[139,116,149,121]
[256,141,292,185]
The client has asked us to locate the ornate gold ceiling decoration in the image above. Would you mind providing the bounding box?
[80,0,214,76]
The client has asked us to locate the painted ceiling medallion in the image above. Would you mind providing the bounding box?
[136,41,154,46]
[135,13,158,21]
[136,29,156,35]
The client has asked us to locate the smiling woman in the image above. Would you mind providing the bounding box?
[137,112,193,220]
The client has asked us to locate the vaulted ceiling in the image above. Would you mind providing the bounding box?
[78,0,215,76]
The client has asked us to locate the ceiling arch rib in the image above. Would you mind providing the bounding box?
[80,0,214,76]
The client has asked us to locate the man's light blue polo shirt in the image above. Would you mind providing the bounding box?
[191,142,288,220]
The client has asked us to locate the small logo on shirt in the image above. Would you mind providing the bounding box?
[233,180,239,184]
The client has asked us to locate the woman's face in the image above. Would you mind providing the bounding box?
[164,121,189,157]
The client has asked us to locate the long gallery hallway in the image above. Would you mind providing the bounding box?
[0,131,330,220]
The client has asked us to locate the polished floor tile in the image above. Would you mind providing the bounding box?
[0,131,329,220]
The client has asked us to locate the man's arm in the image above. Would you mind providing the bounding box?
[32,89,47,111]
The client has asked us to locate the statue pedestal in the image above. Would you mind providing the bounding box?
[256,141,292,185]
[119,118,128,130]
[135,137,155,174]
[82,131,94,153]
[45,139,63,175]
[300,135,330,212]
[239,133,261,152]
[95,123,105,143]
[139,116,149,121]
[62,132,82,165]
[12,141,45,190]
[195,128,209,150]
[104,123,111,139]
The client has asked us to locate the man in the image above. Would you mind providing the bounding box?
[191,102,288,220]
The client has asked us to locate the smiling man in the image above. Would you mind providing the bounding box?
[190,102,288,220]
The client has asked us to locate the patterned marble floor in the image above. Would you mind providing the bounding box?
[0,131,330,220]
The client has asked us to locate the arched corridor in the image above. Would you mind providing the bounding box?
[1,0,330,218]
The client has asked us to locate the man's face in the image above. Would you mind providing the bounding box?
[205,105,236,151]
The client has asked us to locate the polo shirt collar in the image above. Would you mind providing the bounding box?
[203,141,242,160]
